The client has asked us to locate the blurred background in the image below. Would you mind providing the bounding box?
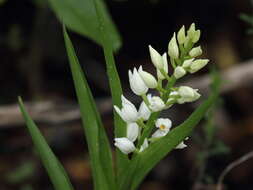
[0,0,253,189]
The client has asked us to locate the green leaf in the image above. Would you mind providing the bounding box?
[119,76,221,190]
[18,97,74,190]
[48,0,122,51]
[91,0,129,180]
[63,27,116,190]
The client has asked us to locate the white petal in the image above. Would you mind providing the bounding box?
[149,45,164,69]
[151,129,167,138]
[120,95,139,123]
[149,96,165,112]
[175,141,187,149]
[114,137,136,154]
[127,123,139,142]
[139,138,149,152]
[138,66,158,89]
[138,101,151,121]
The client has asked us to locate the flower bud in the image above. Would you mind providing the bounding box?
[149,45,164,69]
[177,86,201,104]
[148,96,165,112]
[127,123,139,142]
[189,59,209,73]
[187,23,196,39]
[189,46,202,57]
[182,58,194,69]
[168,33,179,59]
[128,68,148,95]
[138,66,158,88]
[174,66,186,79]
[192,30,201,43]
[138,94,151,121]
[177,25,186,44]
[114,137,136,154]
[157,53,168,80]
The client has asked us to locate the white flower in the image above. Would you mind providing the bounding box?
[157,53,168,80]
[148,95,165,112]
[114,95,139,123]
[129,68,148,95]
[189,59,209,73]
[174,66,186,79]
[152,118,172,138]
[189,46,202,57]
[127,123,139,142]
[168,33,179,59]
[139,138,149,152]
[138,95,151,121]
[149,45,164,69]
[177,86,201,104]
[138,66,158,89]
[182,58,194,69]
[177,25,186,45]
[114,137,136,154]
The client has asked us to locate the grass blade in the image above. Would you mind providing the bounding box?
[63,27,116,190]
[18,97,74,190]
[48,0,121,51]
[91,0,129,180]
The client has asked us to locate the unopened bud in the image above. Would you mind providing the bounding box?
[189,59,209,73]
[189,46,202,57]
[149,45,164,69]
[168,33,179,59]
[174,66,186,79]
[177,25,186,44]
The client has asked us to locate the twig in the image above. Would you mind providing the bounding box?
[216,150,253,190]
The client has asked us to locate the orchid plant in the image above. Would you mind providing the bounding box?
[113,23,209,155]
[17,0,220,189]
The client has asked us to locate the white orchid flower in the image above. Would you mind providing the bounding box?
[128,67,148,96]
[138,95,151,121]
[114,95,139,123]
[127,123,139,142]
[152,118,172,138]
[114,137,136,154]
[139,138,149,152]
[148,95,166,112]
[138,66,158,89]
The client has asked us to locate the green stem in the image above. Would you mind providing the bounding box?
[141,94,150,107]
[170,57,176,68]
[159,68,170,81]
